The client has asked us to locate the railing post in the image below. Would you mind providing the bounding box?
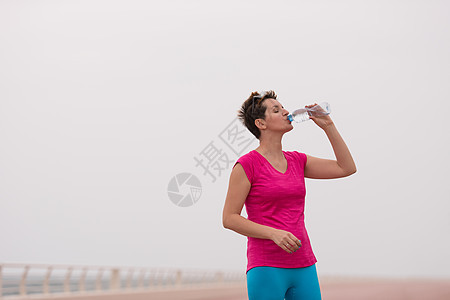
[64,267,73,293]
[79,267,88,292]
[138,269,145,289]
[43,266,53,294]
[176,270,182,286]
[20,265,29,296]
[95,268,104,291]
[126,269,133,289]
[156,269,163,286]
[110,268,120,291]
[215,271,224,284]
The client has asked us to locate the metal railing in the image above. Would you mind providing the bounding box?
[0,263,245,298]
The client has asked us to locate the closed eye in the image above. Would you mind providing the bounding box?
[272,104,284,113]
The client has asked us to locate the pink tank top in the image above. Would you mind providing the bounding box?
[235,150,317,273]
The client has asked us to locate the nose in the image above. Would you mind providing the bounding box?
[282,108,289,116]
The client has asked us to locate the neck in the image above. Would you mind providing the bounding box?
[256,133,283,156]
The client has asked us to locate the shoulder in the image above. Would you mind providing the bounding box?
[234,150,260,183]
[236,150,259,165]
[284,151,307,168]
[284,150,307,161]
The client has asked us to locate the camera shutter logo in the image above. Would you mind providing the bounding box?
[167,173,202,207]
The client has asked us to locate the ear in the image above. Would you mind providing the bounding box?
[255,118,266,130]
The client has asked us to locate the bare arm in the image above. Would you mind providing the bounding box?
[222,163,275,239]
[222,163,301,253]
[304,105,357,179]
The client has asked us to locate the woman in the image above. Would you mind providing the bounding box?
[222,90,357,300]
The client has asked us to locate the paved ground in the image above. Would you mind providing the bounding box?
[320,279,450,300]
[197,279,450,300]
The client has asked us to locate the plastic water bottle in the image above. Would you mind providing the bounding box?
[288,102,331,123]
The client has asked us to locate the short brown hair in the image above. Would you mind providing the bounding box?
[237,90,277,139]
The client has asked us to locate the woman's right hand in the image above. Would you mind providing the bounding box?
[270,228,302,254]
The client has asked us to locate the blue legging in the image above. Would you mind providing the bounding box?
[246,264,322,300]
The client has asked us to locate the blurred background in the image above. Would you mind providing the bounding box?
[1,0,449,292]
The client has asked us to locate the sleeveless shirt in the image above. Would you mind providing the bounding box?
[235,150,317,273]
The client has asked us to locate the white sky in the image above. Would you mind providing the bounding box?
[1,0,449,279]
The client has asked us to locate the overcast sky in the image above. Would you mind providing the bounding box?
[1,0,449,280]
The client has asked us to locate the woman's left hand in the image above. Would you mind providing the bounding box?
[306,103,334,130]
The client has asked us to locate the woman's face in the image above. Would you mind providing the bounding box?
[261,98,293,134]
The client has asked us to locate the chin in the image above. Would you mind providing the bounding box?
[285,124,294,133]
